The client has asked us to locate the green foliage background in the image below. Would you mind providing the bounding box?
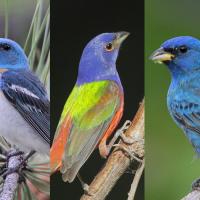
[145,0,200,199]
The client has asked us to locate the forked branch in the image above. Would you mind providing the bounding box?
[81,99,144,200]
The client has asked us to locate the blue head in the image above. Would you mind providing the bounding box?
[77,32,129,85]
[150,36,200,77]
[0,38,29,70]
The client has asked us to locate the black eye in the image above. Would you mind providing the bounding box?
[105,43,113,51]
[0,44,11,51]
[179,45,188,53]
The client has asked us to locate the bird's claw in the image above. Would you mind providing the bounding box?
[77,173,93,196]
[1,150,34,180]
[121,120,132,131]
[192,178,200,191]
[106,120,132,154]
[83,183,93,196]
[113,144,143,163]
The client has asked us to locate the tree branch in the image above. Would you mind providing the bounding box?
[127,160,144,200]
[80,99,144,200]
[0,149,23,200]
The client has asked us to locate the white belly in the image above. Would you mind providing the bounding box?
[0,92,49,155]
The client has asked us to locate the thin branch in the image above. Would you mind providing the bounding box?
[0,149,23,200]
[181,190,200,200]
[80,99,144,200]
[127,160,144,200]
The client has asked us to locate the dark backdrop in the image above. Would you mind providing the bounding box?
[51,0,144,199]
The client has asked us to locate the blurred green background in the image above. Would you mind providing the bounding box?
[145,0,200,199]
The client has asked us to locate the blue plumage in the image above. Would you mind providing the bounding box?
[151,36,200,156]
[77,32,129,86]
[0,38,28,69]
[0,38,49,154]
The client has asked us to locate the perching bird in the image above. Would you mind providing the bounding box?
[0,38,50,156]
[150,36,200,156]
[51,32,129,182]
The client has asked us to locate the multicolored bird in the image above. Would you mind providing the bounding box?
[0,38,50,157]
[150,36,200,189]
[51,32,129,182]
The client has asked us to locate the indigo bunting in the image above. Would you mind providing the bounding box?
[51,32,129,182]
[151,36,200,189]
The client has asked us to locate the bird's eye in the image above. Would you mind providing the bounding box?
[0,44,11,51]
[105,43,114,51]
[179,45,188,54]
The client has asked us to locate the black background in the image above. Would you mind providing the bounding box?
[51,0,144,199]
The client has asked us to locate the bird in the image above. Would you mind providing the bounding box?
[150,36,200,189]
[50,31,129,183]
[0,38,50,159]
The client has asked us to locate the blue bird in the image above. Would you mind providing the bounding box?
[0,38,50,157]
[150,36,200,189]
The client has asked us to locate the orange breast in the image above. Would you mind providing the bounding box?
[98,95,124,158]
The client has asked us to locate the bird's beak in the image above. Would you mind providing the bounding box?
[150,47,175,64]
[114,31,130,48]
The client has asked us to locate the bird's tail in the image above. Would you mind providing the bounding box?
[50,116,72,174]
[187,130,200,158]
[50,147,62,174]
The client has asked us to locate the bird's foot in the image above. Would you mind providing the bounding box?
[6,150,24,167]
[0,150,24,178]
[192,178,200,191]
[0,150,35,180]
[106,120,132,154]
[77,173,93,196]
[113,144,143,162]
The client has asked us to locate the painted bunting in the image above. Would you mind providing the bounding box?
[51,32,129,182]
[150,36,200,189]
[0,38,50,155]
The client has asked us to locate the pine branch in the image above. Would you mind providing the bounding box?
[80,99,144,200]
[0,149,23,200]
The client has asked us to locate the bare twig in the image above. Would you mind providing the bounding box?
[181,190,200,200]
[80,99,144,200]
[0,149,23,200]
[127,160,144,200]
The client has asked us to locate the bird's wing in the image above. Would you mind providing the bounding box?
[1,69,50,144]
[171,100,200,136]
[51,80,123,182]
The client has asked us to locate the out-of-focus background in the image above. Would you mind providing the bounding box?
[0,0,48,45]
[145,0,200,199]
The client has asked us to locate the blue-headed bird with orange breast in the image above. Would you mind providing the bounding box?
[51,32,129,183]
